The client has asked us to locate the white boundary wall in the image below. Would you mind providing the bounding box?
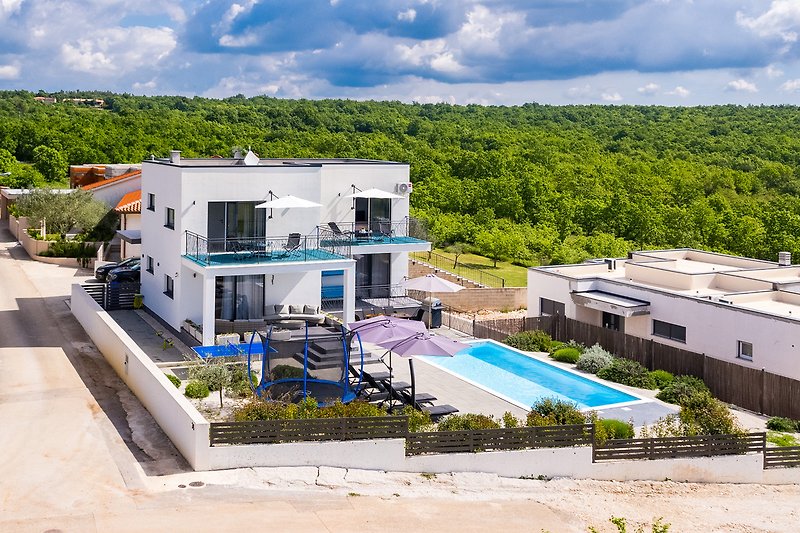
[70,284,799,482]
[71,283,211,469]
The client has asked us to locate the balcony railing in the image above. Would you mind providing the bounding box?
[184,230,351,266]
[319,217,429,247]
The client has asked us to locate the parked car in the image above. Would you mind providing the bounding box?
[96,257,140,282]
[107,263,141,283]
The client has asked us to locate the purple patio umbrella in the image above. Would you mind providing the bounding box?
[347,315,427,344]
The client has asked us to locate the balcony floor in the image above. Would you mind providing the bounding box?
[322,236,427,247]
[184,248,346,267]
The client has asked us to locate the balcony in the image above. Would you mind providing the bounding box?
[320,218,429,249]
[184,231,350,267]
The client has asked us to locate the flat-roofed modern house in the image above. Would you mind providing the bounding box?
[528,249,800,381]
[140,150,430,345]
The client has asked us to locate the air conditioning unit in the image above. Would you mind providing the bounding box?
[396,182,413,194]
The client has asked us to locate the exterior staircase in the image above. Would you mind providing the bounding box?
[408,259,482,288]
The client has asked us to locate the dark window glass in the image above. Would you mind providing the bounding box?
[540,298,564,316]
[164,274,174,298]
[165,207,175,229]
[147,193,155,211]
[653,319,685,343]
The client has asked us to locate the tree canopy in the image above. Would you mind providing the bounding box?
[3,90,800,264]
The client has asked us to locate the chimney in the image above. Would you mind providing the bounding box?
[233,148,243,159]
[778,251,792,266]
[170,150,181,164]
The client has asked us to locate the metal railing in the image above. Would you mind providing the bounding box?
[320,217,429,246]
[411,250,506,288]
[184,230,350,266]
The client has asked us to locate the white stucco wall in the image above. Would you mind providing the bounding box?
[88,176,141,208]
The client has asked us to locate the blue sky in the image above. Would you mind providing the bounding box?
[1,0,800,105]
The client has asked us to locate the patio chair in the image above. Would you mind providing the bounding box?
[423,403,459,420]
[277,233,302,257]
[328,221,354,238]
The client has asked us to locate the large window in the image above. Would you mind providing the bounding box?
[164,274,174,299]
[165,207,175,229]
[355,197,391,233]
[540,297,565,316]
[208,201,266,252]
[215,275,265,320]
[653,319,686,343]
[737,340,753,361]
[355,253,391,299]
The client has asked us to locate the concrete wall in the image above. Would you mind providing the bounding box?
[88,175,141,209]
[70,284,210,470]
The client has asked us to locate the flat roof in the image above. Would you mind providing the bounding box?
[142,157,407,168]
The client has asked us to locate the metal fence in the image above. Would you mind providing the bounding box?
[82,281,140,310]
[411,251,507,288]
[593,433,766,462]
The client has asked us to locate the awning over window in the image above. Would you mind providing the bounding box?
[116,229,141,244]
[571,291,650,317]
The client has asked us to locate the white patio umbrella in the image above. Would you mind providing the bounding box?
[402,274,465,328]
[255,195,322,209]
[345,188,403,199]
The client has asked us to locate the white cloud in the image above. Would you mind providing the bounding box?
[397,9,416,22]
[566,84,593,99]
[395,39,465,73]
[637,82,660,95]
[601,91,623,102]
[766,64,784,78]
[736,1,800,43]
[219,32,260,48]
[0,0,22,19]
[726,79,758,92]
[0,62,20,79]
[60,26,176,74]
[780,79,800,92]
[666,85,690,97]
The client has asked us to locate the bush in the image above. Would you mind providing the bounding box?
[38,241,97,258]
[437,413,500,431]
[165,373,181,388]
[766,417,798,432]
[597,358,656,389]
[576,344,614,373]
[678,391,743,436]
[184,380,210,399]
[270,364,306,380]
[227,365,258,398]
[650,369,674,389]
[550,347,581,364]
[655,375,709,406]
[402,405,433,432]
[503,330,553,352]
[502,411,521,428]
[599,418,635,439]
[527,397,587,426]
[768,431,799,447]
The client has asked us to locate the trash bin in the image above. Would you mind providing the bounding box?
[422,297,443,328]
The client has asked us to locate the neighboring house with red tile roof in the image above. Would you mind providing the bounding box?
[114,190,141,258]
[81,169,141,208]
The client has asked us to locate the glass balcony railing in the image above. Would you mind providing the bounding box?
[184,231,351,266]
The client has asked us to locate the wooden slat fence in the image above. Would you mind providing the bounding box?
[593,433,766,462]
[209,416,409,446]
[406,424,593,456]
[764,446,800,469]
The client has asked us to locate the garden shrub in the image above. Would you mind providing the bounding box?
[503,330,553,352]
[767,432,799,447]
[655,375,709,406]
[437,413,501,431]
[576,344,613,373]
[502,411,521,428]
[678,391,743,436]
[650,369,674,389]
[597,358,656,389]
[318,400,386,419]
[599,418,635,439]
[402,405,433,432]
[526,397,586,426]
[270,364,306,380]
[165,373,181,388]
[550,347,581,364]
[766,417,798,432]
[39,241,97,258]
[184,380,210,399]
[227,365,258,398]
[234,400,291,421]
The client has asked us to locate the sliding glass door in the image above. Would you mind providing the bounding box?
[207,201,266,252]
[215,275,265,320]
[354,198,391,232]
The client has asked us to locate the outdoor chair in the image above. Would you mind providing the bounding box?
[409,308,425,321]
[399,389,437,406]
[423,403,459,420]
[328,221,354,238]
[230,240,254,261]
[278,233,302,257]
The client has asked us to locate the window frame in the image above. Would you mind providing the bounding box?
[652,319,686,343]
[540,297,565,316]
[165,207,175,230]
[147,193,155,211]
[164,274,174,299]
[737,340,753,361]
[146,255,154,274]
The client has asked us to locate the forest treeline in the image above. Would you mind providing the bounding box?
[1,90,800,265]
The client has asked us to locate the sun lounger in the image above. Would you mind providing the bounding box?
[423,404,459,420]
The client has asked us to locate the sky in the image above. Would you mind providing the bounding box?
[1,0,800,106]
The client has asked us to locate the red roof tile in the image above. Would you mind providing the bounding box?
[81,169,141,191]
[114,190,141,214]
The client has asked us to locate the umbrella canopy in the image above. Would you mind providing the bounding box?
[255,195,322,209]
[346,188,403,200]
[347,315,427,344]
[377,332,468,358]
[402,273,465,294]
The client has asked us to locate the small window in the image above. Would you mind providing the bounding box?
[602,312,623,332]
[146,256,154,274]
[147,193,155,211]
[652,319,686,343]
[738,340,753,361]
[164,274,174,299]
[540,297,565,316]
[165,207,175,229]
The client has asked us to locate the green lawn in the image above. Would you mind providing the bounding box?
[412,250,531,287]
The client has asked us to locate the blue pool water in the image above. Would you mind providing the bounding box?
[424,340,640,410]
[193,342,276,359]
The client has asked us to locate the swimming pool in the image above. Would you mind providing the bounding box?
[192,342,276,359]
[422,339,642,410]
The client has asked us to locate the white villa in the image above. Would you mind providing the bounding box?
[140,150,430,345]
[528,249,800,381]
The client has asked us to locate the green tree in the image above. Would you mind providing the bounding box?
[32,145,68,183]
[189,360,233,408]
[0,147,14,172]
[15,189,108,236]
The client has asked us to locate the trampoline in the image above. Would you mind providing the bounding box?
[246,322,364,406]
